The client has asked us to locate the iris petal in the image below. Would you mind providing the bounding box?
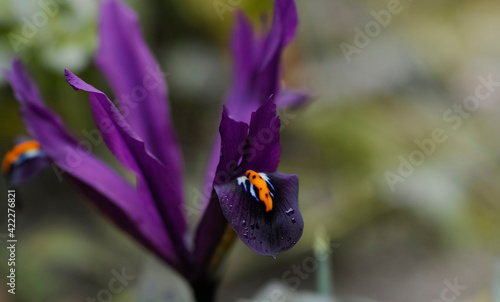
[3,60,181,271]
[204,0,307,212]
[239,100,281,173]
[277,0,299,46]
[97,0,183,178]
[215,171,303,257]
[65,70,190,272]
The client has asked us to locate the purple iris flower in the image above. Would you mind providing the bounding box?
[3,0,308,299]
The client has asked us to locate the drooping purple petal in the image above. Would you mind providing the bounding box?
[193,108,249,279]
[65,70,190,271]
[239,100,281,173]
[97,0,183,183]
[3,60,182,271]
[215,172,303,257]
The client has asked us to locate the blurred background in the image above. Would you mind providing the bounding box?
[1,0,500,301]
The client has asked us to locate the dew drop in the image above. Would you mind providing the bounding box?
[285,208,295,216]
[242,220,246,226]
[291,217,296,223]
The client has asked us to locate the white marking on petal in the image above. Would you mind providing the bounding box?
[249,183,259,201]
[237,176,248,192]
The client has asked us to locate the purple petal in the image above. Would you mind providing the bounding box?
[275,89,311,109]
[201,14,259,198]
[96,0,183,181]
[212,108,249,185]
[65,69,141,174]
[66,176,184,272]
[224,14,266,122]
[225,0,299,118]
[225,13,259,122]
[193,108,249,279]
[3,60,181,270]
[65,70,190,270]
[239,100,281,173]
[4,59,44,106]
[276,0,299,46]
[215,172,303,257]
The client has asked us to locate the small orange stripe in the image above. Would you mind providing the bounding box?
[245,170,273,212]
[2,140,40,173]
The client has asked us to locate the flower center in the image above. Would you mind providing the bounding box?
[237,170,274,212]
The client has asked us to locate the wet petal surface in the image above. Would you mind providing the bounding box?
[215,172,303,257]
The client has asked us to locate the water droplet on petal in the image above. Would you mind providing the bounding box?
[291,217,296,223]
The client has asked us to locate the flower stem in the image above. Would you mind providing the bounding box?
[314,228,333,297]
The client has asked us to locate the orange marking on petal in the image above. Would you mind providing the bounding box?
[2,140,40,173]
[245,170,273,212]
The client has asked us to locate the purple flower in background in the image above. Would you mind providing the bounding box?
[3,0,308,299]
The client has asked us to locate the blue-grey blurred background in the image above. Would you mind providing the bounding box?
[1,0,500,301]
